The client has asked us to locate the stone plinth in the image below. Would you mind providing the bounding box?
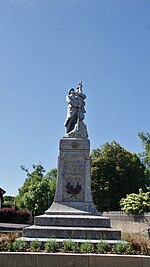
[46,137,99,215]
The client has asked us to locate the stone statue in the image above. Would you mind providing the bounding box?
[64,81,86,134]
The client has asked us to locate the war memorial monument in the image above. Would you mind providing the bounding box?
[22,82,121,243]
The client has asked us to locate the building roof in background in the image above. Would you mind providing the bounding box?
[0,188,6,196]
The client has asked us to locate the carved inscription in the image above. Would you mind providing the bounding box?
[62,157,85,201]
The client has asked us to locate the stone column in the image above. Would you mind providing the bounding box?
[46,123,99,215]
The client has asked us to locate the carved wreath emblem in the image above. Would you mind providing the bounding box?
[65,181,82,198]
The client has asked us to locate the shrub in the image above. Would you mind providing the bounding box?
[12,240,26,252]
[3,196,15,208]
[0,208,16,222]
[3,201,13,208]
[45,240,57,252]
[80,242,94,253]
[0,233,18,252]
[0,208,30,223]
[30,240,41,251]
[0,239,9,252]
[96,241,110,253]
[16,210,30,223]
[62,240,79,252]
[112,242,130,254]
[125,234,150,255]
[120,189,150,214]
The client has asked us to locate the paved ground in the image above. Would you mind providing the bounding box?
[0,223,29,232]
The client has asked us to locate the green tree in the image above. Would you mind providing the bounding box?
[91,141,147,212]
[44,168,57,180]
[138,131,150,188]
[3,195,15,208]
[44,168,57,206]
[15,164,57,215]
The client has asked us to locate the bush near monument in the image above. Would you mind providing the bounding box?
[120,189,150,214]
[91,141,147,212]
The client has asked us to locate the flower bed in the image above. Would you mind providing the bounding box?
[0,233,150,255]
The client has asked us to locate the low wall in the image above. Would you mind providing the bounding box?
[103,212,150,233]
[0,252,150,267]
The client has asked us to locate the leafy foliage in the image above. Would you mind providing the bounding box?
[91,141,146,211]
[112,242,129,254]
[3,196,15,208]
[0,233,150,255]
[12,240,26,252]
[80,242,94,253]
[0,233,18,252]
[125,234,150,255]
[45,240,58,252]
[62,240,79,252]
[30,240,41,251]
[96,241,110,253]
[120,189,150,214]
[15,165,57,215]
[46,169,57,207]
[138,131,150,188]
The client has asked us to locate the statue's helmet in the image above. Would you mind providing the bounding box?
[68,88,75,95]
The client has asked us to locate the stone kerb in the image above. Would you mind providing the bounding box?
[0,253,150,267]
[103,212,150,223]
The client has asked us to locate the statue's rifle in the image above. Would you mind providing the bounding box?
[77,81,83,131]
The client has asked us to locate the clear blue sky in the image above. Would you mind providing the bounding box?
[0,0,150,196]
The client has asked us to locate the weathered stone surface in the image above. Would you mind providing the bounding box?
[89,254,144,267]
[45,201,100,215]
[46,136,98,214]
[35,214,111,227]
[0,253,37,267]
[2,253,148,267]
[36,253,88,267]
[18,238,125,245]
[59,137,90,150]
[23,225,121,240]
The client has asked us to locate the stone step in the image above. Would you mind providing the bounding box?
[34,214,110,228]
[19,237,125,245]
[23,225,121,240]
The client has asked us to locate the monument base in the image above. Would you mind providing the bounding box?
[23,211,121,241]
[45,201,100,215]
[22,134,121,243]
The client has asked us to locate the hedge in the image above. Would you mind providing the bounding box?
[0,208,30,223]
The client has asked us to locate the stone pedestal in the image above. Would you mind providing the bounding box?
[22,128,121,243]
[46,136,99,215]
